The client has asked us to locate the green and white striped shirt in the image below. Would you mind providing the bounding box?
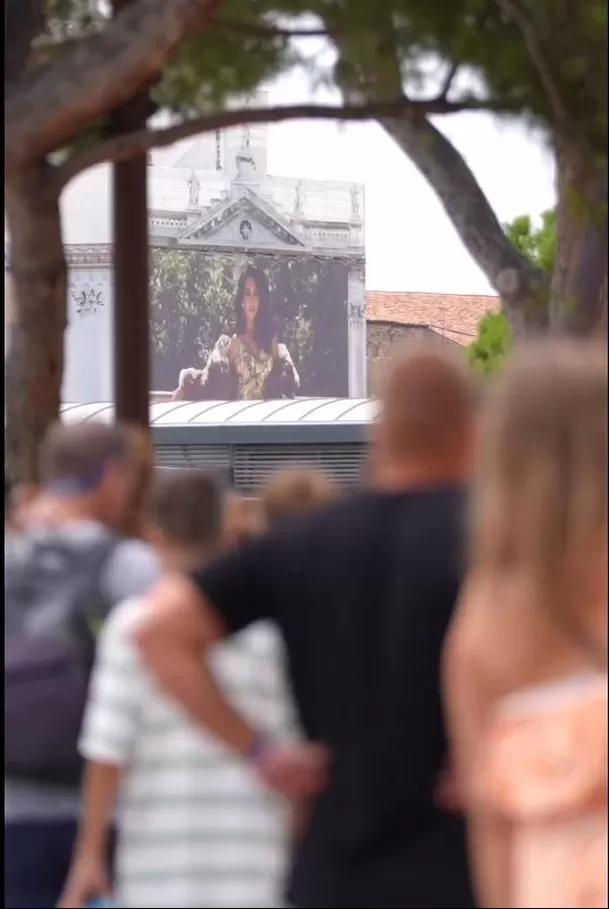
[79,597,298,908]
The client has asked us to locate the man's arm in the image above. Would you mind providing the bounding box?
[135,547,329,798]
[249,626,310,844]
[135,573,258,756]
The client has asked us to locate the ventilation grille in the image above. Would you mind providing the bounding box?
[232,443,367,493]
[154,444,231,470]
[154,442,368,492]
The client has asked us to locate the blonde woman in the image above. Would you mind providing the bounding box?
[443,340,607,908]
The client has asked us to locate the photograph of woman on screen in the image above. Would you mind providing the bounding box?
[172,265,300,401]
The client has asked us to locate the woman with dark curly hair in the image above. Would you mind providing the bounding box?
[173,265,300,401]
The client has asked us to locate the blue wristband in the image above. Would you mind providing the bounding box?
[247,734,273,767]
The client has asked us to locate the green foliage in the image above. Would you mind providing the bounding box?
[308,0,605,162]
[467,309,512,377]
[385,0,607,158]
[155,1,302,114]
[20,0,606,172]
[468,208,557,374]
[150,249,236,389]
[42,0,106,41]
[505,209,557,273]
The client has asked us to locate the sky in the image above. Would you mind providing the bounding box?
[264,58,557,295]
[56,54,557,298]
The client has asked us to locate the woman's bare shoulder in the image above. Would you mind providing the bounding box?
[446,572,574,696]
[446,577,492,658]
[445,576,523,689]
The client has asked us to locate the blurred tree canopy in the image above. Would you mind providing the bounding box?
[468,310,512,378]
[4,0,606,479]
[150,249,348,395]
[506,209,558,275]
[469,207,558,374]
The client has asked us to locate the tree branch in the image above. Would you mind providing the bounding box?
[381,114,549,334]
[54,95,516,188]
[494,0,568,125]
[437,63,460,102]
[5,0,224,168]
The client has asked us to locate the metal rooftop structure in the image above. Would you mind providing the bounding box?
[60,398,376,491]
[60,397,377,445]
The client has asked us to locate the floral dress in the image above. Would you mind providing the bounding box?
[180,334,299,400]
[477,673,607,908]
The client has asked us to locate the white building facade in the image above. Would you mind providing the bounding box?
[32,112,367,404]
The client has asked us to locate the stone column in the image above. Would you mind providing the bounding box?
[347,260,367,398]
[63,263,113,403]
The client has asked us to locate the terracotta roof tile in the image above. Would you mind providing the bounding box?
[366,291,500,346]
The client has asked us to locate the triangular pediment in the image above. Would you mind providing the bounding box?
[178,191,306,249]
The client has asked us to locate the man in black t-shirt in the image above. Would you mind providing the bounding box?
[136,344,479,909]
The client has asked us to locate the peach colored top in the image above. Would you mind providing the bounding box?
[477,673,608,908]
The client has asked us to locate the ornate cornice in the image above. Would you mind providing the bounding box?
[4,244,366,270]
[66,245,113,267]
[5,244,365,269]
[57,244,364,267]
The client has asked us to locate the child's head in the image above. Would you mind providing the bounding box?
[261,467,339,528]
[149,469,224,569]
[223,494,264,550]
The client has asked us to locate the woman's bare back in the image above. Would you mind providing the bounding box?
[444,575,607,907]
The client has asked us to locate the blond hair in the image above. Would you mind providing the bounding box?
[261,467,339,526]
[471,339,607,632]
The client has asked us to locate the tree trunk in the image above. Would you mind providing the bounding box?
[550,142,608,335]
[5,160,67,483]
[382,115,550,337]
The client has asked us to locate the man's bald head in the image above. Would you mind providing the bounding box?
[374,342,477,479]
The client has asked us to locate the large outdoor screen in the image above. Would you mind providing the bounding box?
[150,248,349,400]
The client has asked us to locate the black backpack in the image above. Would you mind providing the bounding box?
[5,522,118,787]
